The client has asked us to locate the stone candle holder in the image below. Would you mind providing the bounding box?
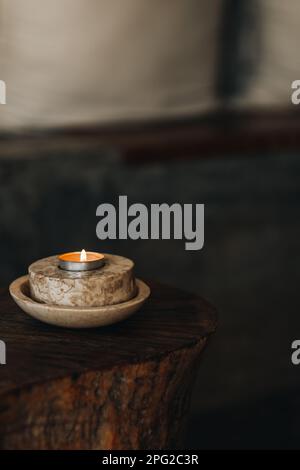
[9,253,150,329]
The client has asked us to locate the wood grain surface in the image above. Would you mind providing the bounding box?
[0,281,217,449]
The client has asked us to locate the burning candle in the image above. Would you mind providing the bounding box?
[58,249,105,272]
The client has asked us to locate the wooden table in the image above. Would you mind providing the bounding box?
[0,281,217,450]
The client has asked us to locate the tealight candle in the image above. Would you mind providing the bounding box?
[58,249,105,272]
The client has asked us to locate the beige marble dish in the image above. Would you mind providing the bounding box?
[9,276,150,329]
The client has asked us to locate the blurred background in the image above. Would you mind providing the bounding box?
[0,0,300,449]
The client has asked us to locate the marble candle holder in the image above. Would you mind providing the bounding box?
[29,253,136,308]
[9,253,150,329]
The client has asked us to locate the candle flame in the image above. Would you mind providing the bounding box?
[80,249,87,262]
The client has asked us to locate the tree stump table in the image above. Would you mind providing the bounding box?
[0,281,217,450]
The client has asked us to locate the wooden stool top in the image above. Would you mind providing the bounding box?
[0,281,217,396]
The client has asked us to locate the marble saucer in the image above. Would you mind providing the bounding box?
[9,276,150,329]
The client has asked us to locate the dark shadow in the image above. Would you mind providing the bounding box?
[187,387,300,449]
[216,0,262,101]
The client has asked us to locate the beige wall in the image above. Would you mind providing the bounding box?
[0,0,222,130]
[237,0,300,108]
